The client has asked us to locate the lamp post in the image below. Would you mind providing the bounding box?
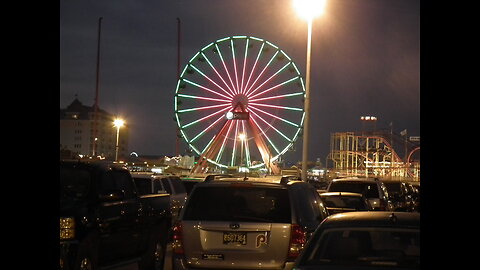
[293,0,327,181]
[113,118,125,162]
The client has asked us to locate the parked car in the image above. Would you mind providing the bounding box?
[319,192,372,215]
[327,177,393,211]
[171,176,329,270]
[60,160,172,270]
[132,173,188,222]
[294,211,420,269]
[179,176,205,195]
[406,182,420,212]
[382,180,415,211]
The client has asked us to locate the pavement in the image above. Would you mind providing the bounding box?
[114,243,173,270]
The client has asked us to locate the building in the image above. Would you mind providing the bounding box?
[60,98,129,160]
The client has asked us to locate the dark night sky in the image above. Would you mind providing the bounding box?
[59,0,419,164]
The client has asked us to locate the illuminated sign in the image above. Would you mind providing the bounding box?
[225,111,249,120]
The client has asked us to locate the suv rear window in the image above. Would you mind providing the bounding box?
[329,181,379,198]
[60,167,91,202]
[183,186,291,223]
[133,178,151,195]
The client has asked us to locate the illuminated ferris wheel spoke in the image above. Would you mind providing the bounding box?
[189,114,227,143]
[249,91,304,103]
[177,103,230,113]
[216,120,234,163]
[189,63,235,99]
[245,61,291,98]
[215,43,237,94]
[183,78,233,101]
[248,76,299,100]
[230,39,241,95]
[201,134,217,154]
[181,106,231,129]
[231,121,240,166]
[249,109,293,143]
[249,102,304,112]
[243,50,280,97]
[242,41,266,95]
[249,114,281,155]
[176,93,231,103]
[248,105,300,128]
[240,38,250,94]
[201,52,236,96]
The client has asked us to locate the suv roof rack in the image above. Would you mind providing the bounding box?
[204,174,234,182]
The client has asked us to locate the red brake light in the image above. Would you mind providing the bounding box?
[172,222,184,255]
[287,224,306,260]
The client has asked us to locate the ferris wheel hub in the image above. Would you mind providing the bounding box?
[231,94,249,109]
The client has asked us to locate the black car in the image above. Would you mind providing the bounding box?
[382,181,414,212]
[294,211,420,269]
[60,161,172,270]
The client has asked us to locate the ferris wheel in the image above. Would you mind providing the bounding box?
[174,36,305,173]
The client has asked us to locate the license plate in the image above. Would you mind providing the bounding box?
[223,232,247,245]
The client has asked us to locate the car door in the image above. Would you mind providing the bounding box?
[96,170,128,265]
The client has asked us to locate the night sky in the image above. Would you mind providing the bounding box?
[59,0,420,164]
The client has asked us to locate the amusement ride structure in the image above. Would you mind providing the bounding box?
[174,36,306,174]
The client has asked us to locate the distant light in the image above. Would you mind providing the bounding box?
[293,0,327,20]
[226,111,234,120]
[238,133,246,141]
[360,116,377,121]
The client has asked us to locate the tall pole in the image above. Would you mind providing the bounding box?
[175,17,181,156]
[301,18,313,181]
[93,17,103,157]
[115,126,120,162]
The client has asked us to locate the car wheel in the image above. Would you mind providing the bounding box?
[74,236,98,270]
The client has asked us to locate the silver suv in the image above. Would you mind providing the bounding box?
[327,177,393,211]
[171,176,329,270]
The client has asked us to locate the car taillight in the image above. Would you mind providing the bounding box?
[172,221,184,255]
[287,224,306,260]
[60,217,75,240]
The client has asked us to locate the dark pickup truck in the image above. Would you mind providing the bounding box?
[60,160,172,270]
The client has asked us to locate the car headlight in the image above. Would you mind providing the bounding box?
[60,217,75,240]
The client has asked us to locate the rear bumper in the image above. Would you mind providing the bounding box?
[172,255,294,270]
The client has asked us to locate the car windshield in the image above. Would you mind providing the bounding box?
[60,167,91,203]
[183,186,291,223]
[329,182,379,198]
[303,227,419,268]
[322,196,367,210]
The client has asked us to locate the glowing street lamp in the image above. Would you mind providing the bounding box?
[113,118,125,162]
[293,0,327,181]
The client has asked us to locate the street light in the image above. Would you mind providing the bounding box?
[113,118,125,162]
[294,0,327,181]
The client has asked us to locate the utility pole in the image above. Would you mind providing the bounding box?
[92,17,103,157]
[175,17,181,156]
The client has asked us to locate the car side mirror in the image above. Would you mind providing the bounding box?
[99,189,125,202]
